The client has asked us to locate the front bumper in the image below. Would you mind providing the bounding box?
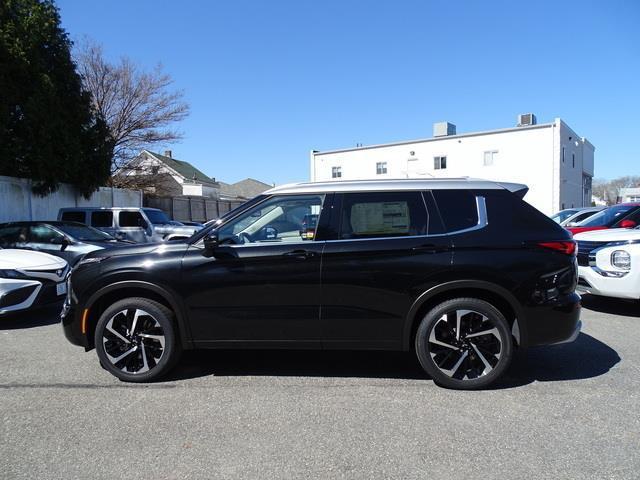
[577,265,640,300]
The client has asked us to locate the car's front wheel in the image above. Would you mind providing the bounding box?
[95,297,181,382]
[415,297,513,390]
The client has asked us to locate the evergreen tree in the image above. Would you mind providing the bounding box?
[0,0,113,197]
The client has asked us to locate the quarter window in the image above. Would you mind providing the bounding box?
[432,190,478,232]
[338,192,427,239]
[376,162,388,175]
[332,166,342,178]
[434,156,447,170]
[218,195,325,244]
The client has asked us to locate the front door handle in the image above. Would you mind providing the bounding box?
[411,244,449,254]
[283,249,316,259]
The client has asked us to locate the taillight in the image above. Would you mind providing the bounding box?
[538,241,576,255]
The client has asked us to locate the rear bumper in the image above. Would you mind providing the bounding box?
[520,292,582,347]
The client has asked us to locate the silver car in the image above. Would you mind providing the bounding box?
[550,206,605,227]
[0,221,132,266]
[58,207,201,243]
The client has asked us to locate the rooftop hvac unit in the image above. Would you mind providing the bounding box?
[517,113,537,126]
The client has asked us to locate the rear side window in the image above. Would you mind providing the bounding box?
[119,211,145,228]
[91,211,113,228]
[432,190,478,232]
[339,191,427,239]
[61,211,86,223]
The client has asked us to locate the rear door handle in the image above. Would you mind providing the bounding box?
[411,244,449,254]
[283,249,316,259]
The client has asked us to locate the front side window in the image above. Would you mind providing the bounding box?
[376,162,387,175]
[218,195,324,244]
[332,166,342,178]
[119,211,146,228]
[338,192,427,239]
[29,225,65,244]
[434,156,447,170]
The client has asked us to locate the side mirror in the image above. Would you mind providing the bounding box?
[620,219,637,228]
[203,231,219,251]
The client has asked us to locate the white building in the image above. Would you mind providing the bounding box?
[619,187,640,203]
[310,115,595,215]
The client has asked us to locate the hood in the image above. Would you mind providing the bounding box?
[86,241,189,259]
[574,228,640,242]
[0,249,67,270]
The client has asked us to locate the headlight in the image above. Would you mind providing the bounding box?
[76,256,108,267]
[611,250,631,270]
[0,269,26,279]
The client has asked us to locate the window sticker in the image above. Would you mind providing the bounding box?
[350,202,410,235]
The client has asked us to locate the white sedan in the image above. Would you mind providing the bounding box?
[575,228,640,300]
[0,249,69,315]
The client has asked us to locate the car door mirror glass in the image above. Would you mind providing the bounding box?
[203,231,219,251]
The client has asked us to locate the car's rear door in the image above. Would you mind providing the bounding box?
[319,190,452,349]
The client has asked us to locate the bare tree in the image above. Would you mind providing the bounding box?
[593,176,640,205]
[76,40,190,184]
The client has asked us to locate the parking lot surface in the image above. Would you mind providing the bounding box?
[1,296,638,479]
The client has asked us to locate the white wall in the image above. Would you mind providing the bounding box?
[0,175,142,222]
[311,119,594,215]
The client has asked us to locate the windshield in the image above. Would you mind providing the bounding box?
[551,209,579,224]
[57,224,115,241]
[578,205,635,227]
[143,209,172,225]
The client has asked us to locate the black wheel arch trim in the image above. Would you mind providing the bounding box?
[83,280,193,349]
[403,279,528,350]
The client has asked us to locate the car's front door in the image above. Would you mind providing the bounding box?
[320,191,452,349]
[180,194,328,347]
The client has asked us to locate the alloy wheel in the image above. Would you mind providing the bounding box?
[428,309,503,380]
[102,308,166,374]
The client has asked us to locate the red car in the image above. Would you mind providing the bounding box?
[566,203,640,235]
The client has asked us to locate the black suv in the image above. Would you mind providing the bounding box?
[61,179,581,389]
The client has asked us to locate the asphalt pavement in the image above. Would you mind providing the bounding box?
[1,296,638,479]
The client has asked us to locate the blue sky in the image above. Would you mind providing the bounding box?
[57,0,639,184]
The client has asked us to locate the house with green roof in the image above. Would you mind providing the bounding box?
[116,150,220,197]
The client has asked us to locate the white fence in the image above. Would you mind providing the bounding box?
[0,175,142,223]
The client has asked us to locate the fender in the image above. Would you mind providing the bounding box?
[84,280,193,349]
[402,279,528,350]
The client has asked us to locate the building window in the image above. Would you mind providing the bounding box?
[562,147,565,164]
[376,162,387,175]
[572,153,575,168]
[332,166,342,178]
[434,156,447,170]
[483,150,498,166]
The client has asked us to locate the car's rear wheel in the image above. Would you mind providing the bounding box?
[95,297,181,382]
[415,297,513,390]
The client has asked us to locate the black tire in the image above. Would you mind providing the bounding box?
[95,297,182,382]
[415,297,513,390]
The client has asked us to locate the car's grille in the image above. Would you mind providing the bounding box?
[0,285,38,308]
[576,241,607,266]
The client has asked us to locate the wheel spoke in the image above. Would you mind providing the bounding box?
[130,309,144,336]
[138,333,165,350]
[139,344,150,373]
[105,345,137,364]
[466,327,500,340]
[441,351,469,378]
[470,343,493,374]
[106,317,130,344]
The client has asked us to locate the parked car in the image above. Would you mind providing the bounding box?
[575,227,640,300]
[0,249,68,315]
[180,221,205,228]
[61,178,581,390]
[550,206,604,227]
[58,207,201,243]
[0,221,133,267]
[566,203,640,235]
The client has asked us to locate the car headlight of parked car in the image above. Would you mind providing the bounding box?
[0,269,26,279]
[611,250,631,270]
